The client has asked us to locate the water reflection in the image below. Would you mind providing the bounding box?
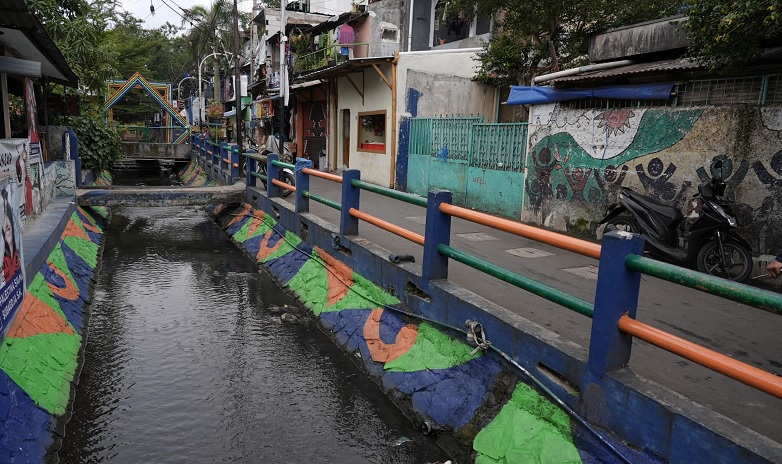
[56,207,450,464]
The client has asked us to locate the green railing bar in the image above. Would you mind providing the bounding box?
[438,244,595,318]
[625,254,782,315]
[250,171,267,182]
[271,160,295,170]
[304,190,342,211]
[350,179,427,207]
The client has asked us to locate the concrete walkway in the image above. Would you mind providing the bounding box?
[290,175,782,444]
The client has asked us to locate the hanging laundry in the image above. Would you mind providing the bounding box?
[337,23,356,57]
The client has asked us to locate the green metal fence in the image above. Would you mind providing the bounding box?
[409,116,484,160]
[470,123,528,172]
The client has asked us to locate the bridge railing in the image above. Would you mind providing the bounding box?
[190,134,241,185]
[241,158,782,401]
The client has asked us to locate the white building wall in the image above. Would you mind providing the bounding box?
[337,65,394,186]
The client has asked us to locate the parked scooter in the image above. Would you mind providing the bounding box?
[242,135,295,197]
[598,160,753,282]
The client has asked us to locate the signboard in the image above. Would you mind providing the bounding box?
[0,176,25,338]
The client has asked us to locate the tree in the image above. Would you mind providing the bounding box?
[448,0,681,87]
[683,0,782,70]
[182,0,236,104]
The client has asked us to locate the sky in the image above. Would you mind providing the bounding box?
[119,0,256,32]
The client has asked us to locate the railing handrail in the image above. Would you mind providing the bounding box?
[349,207,424,246]
[618,314,782,398]
[302,167,342,183]
[439,203,602,260]
[350,178,427,207]
[625,254,782,315]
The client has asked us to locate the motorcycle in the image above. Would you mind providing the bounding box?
[598,160,753,282]
[242,135,295,197]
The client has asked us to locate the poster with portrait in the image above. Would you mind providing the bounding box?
[0,138,29,220]
[0,177,26,338]
[24,77,40,217]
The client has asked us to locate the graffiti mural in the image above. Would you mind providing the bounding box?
[522,104,782,255]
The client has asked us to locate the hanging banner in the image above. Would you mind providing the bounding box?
[25,77,41,163]
[0,177,26,338]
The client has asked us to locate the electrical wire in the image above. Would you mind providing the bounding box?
[224,210,634,464]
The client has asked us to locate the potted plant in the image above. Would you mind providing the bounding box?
[205,100,224,123]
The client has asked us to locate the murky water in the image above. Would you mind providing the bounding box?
[56,206,450,463]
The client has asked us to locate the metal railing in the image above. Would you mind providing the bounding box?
[228,147,782,401]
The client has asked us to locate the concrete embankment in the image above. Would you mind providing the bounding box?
[178,162,655,463]
[0,205,107,462]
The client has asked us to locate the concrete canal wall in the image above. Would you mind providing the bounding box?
[0,205,107,462]
[182,161,778,463]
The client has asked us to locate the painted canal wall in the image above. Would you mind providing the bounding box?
[207,200,654,464]
[524,104,782,258]
[0,206,107,463]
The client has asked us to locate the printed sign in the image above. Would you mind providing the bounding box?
[0,177,26,338]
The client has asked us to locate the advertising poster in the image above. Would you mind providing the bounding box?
[24,77,39,217]
[0,177,26,337]
[0,139,28,219]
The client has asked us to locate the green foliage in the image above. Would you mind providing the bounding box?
[684,0,782,70]
[69,113,124,171]
[449,0,681,86]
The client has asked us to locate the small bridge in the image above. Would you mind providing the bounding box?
[76,183,245,207]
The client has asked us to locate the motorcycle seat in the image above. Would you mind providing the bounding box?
[622,188,684,224]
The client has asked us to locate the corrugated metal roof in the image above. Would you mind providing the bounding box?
[0,0,78,86]
[547,58,702,84]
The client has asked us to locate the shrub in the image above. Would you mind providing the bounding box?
[68,114,123,171]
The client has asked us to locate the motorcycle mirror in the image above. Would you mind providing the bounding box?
[714,159,724,179]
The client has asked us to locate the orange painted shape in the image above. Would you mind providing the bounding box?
[363,309,418,363]
[63,219,91,243]
[5,293,75,338]
[256,229,285,261]
[226,204,252,228]
[47,262,79,301]
[314,247,354,306]
[245,210,267,237]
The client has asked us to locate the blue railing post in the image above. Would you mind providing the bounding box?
[230,145,241,183]
[295,158,312,214]
[62,128,82,187]
[588,231,645,378]
[246,150,257,188]
[340,169,360,236]
[267,153,281,197]
[422,190,452,282]
[219,142,228,182]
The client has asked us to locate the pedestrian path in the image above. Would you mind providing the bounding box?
[291,176,782,444]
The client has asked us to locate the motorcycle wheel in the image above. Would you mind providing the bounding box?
[696,240,753,282]
[279,171,295,197]
[604,214,640,234]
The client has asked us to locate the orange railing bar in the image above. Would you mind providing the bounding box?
[348,208,425,245]
[439,203,602,260]
[302,167,343,183]
[618,315,782,399]
[272,178,296,192]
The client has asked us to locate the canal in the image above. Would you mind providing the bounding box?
[55,171,451,463]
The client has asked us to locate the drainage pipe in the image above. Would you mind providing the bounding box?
[532,60,634,85]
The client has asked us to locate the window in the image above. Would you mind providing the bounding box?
[358,111,386,152]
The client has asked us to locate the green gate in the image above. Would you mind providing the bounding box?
[407,117,527,218]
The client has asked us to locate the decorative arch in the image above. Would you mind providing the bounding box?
[103,72,190,144]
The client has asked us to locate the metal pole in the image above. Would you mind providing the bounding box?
[279,2,286,150]
[233,0,243,153]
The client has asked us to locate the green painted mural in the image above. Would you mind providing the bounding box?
[523,105,782,256]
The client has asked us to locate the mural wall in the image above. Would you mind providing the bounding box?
[523,105,782,256]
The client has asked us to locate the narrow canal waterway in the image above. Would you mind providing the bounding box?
[56,204,451,463]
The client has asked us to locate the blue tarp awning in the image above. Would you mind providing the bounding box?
[506,83,675,105]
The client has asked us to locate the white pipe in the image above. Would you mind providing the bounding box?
[532,60,634,85]
[406,0,414,52]
[399,47,483,56]
[198,51,231,123]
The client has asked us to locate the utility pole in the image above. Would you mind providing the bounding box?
[233,0,243,153]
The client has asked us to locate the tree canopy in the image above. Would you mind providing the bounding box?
[683,0,782,69]
[448,0,682,87]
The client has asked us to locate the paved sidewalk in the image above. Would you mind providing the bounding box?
[287,176,782,444]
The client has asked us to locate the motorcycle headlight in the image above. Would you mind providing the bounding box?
[711,202,737,227]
